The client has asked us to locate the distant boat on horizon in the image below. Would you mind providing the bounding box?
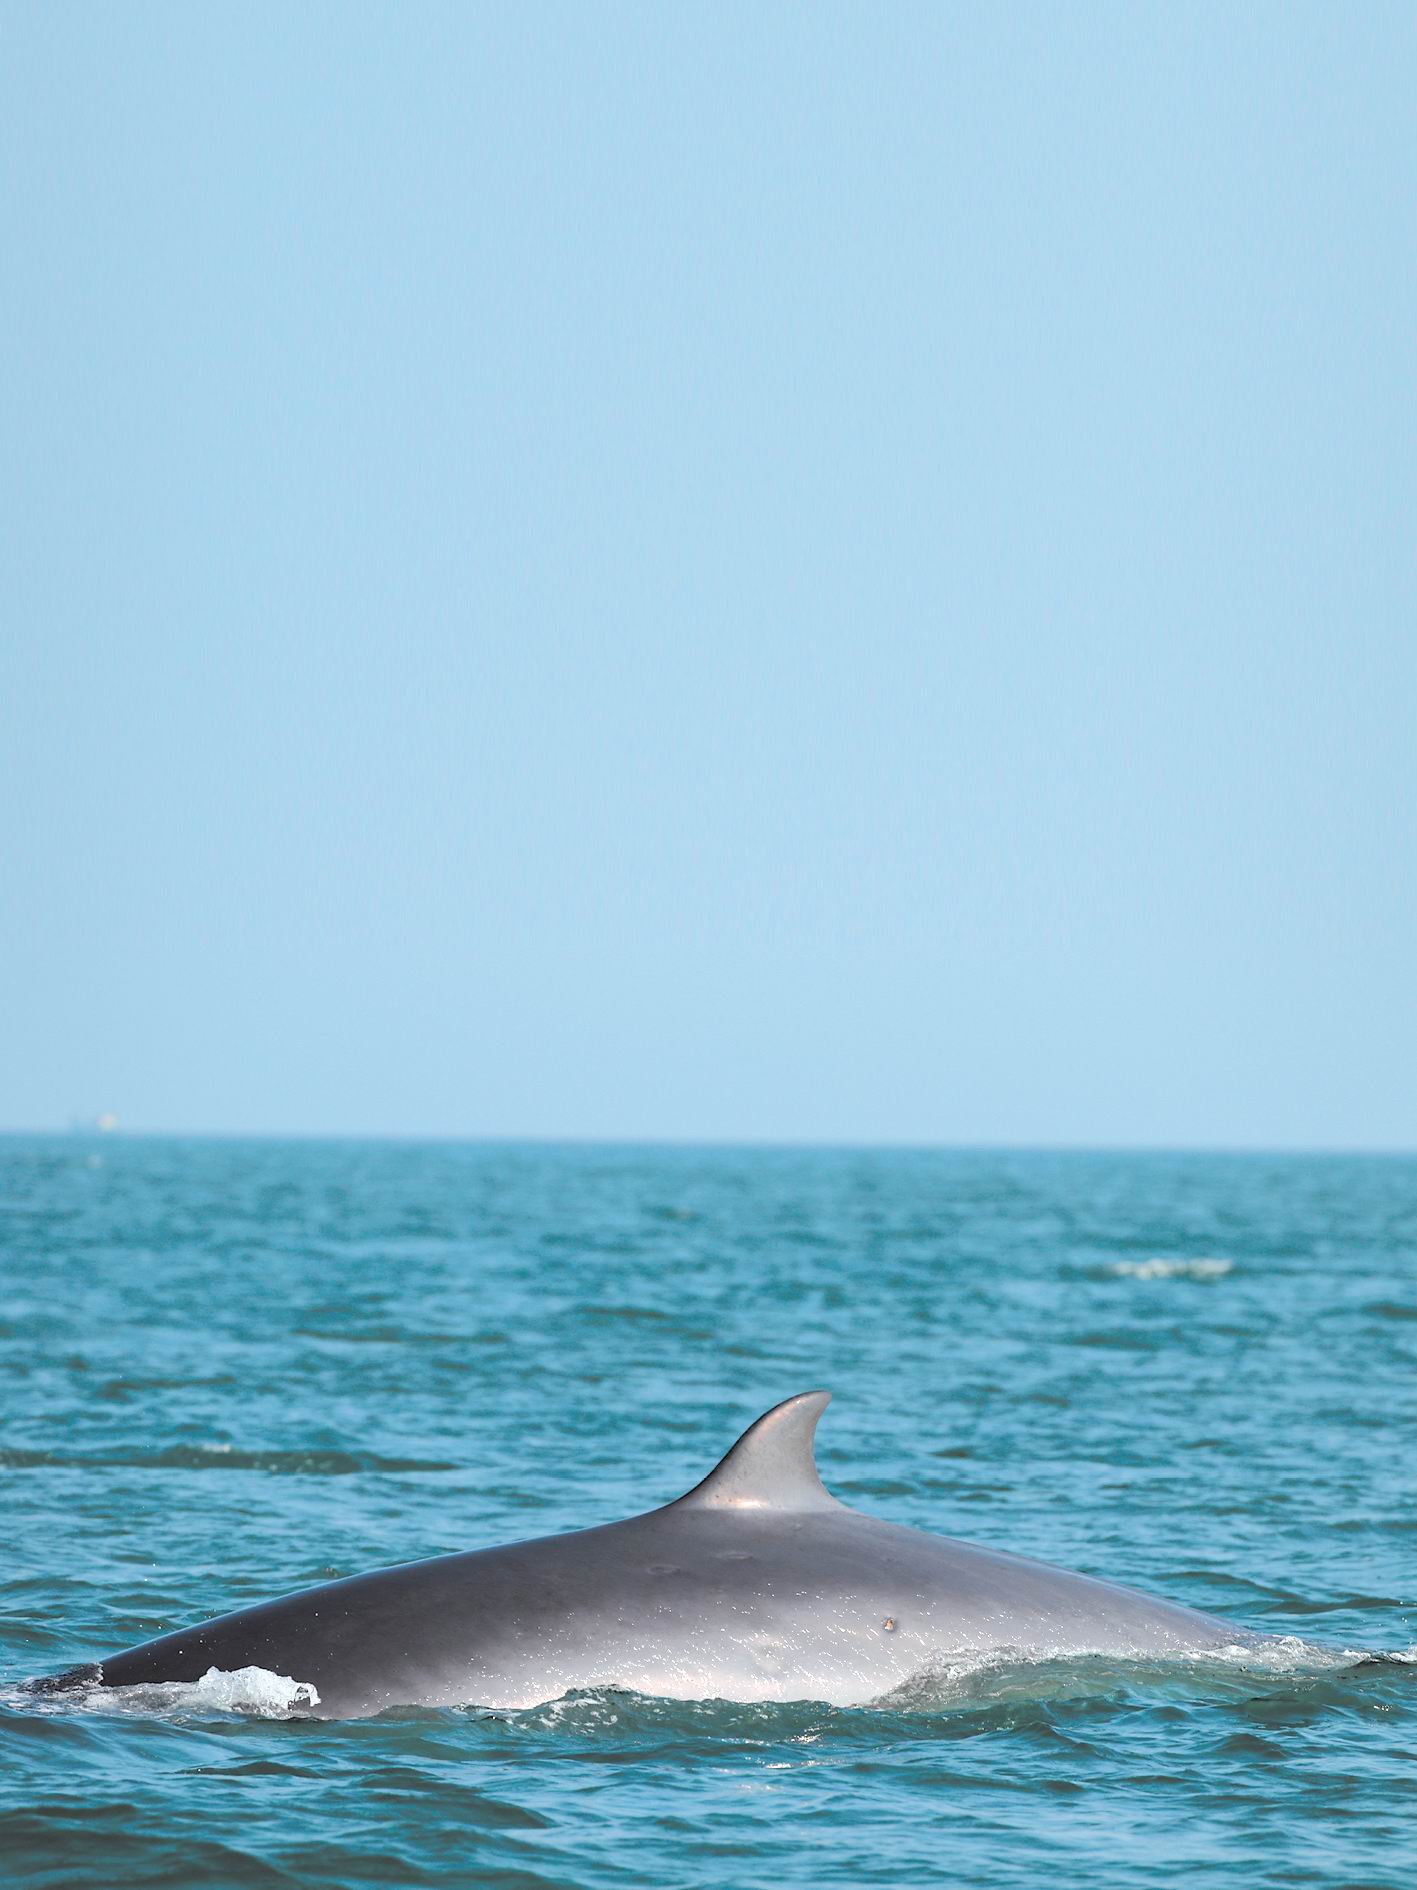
[67,1113,119,1135]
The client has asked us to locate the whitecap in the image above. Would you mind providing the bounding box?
[1111,1256,1233,1281]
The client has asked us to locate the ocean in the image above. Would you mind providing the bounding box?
[2,1136,1414,1887]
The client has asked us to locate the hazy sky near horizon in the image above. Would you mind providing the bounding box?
[3,4,1414,1148]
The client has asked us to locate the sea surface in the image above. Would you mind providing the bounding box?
[2,1137,1414,1888]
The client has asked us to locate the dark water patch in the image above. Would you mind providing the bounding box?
[184,1758,326,1778]
[294,1326,494,1347]
[578,1304,676,1324]
[96,1373,240,1400]
[1266,1593,1405,1617]
[842,1476,922,1500]
[1068,1328,1171,1350]
[0,1445,457,1474]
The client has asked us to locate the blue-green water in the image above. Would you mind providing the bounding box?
[3,1138,1414,1887]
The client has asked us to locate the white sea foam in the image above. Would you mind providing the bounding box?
[1111,1256,1233,1281]
[187,1665,320,1713]
[12,1665,319,1719]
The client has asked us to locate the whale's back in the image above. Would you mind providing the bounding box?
[78,1392,1255,1715]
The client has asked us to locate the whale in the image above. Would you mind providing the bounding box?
[56,1391,1265,1717]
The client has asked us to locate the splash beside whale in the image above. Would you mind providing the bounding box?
[53,1392,1267,1717]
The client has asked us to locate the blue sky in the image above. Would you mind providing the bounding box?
[2,4,1413,1147]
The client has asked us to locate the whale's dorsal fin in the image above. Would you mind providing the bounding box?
[674,1391,839,1512]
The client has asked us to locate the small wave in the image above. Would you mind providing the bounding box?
[869,1636,1367,1710]
[12,1665,319,1720]
[463,1643,1413,1738]
[1110,1256,1234,1281]
[0,1444,455,1474]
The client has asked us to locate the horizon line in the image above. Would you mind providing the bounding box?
[1,1126,1413,1160]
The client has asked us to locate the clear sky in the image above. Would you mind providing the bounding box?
[2,4,1413,1148]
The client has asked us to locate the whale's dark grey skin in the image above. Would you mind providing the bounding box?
[71,1392,1263,1716]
